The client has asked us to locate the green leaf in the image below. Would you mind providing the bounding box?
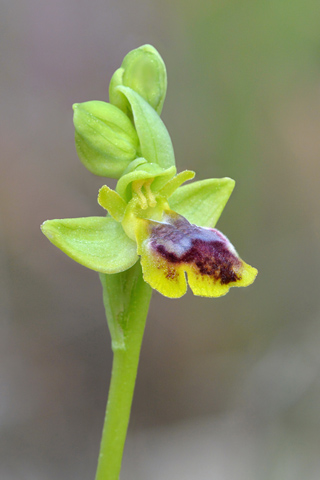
[168,177,235,228]
[116,86,175,169]
[41,216,138,274]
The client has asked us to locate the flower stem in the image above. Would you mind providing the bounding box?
[96,263,152,480]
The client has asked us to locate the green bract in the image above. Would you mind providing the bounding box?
[116,86,175,169]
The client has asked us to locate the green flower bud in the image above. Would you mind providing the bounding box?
[73,101,139,179]
[109,68,128,114]
[109,44,167,115]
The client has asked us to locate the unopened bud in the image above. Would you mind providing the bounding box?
[109,44,167,115]
[73,101,139,179]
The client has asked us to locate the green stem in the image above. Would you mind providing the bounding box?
[95,263,152,480]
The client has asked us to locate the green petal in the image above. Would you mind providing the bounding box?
[116,162,176,202]
[116,86,175,169]
[98,186,127,221]
[159,170,195,198]
[41,217,138,274]
[168,177,235,228]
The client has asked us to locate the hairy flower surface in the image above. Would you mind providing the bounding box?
[41,163,257,298]
[136,210,255,298]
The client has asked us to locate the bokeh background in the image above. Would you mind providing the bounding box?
[1,1,320,479]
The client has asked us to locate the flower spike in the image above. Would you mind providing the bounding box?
[41,44,258,480]
[42,45,257,298]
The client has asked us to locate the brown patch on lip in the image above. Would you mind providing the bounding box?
[165,266,178,280]
[150,220,242,285]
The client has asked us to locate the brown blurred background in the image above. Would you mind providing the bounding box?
[1,1,320,479]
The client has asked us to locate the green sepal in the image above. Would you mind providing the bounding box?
[116,162,176,202]
[159,170,195,198]
[41,217,138,274]
[116,86,175,169]
[98,186,127,221]
[168,177,235,228]
[73,101,139,179]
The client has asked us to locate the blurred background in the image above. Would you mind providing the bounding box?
[1,0,320,478]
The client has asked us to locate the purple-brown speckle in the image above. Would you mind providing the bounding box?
[149,214,241,285]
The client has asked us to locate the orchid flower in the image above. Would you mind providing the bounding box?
[41,45,257,480]
[42,161,256,298]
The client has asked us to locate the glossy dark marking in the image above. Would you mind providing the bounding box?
[150,217,241,285]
